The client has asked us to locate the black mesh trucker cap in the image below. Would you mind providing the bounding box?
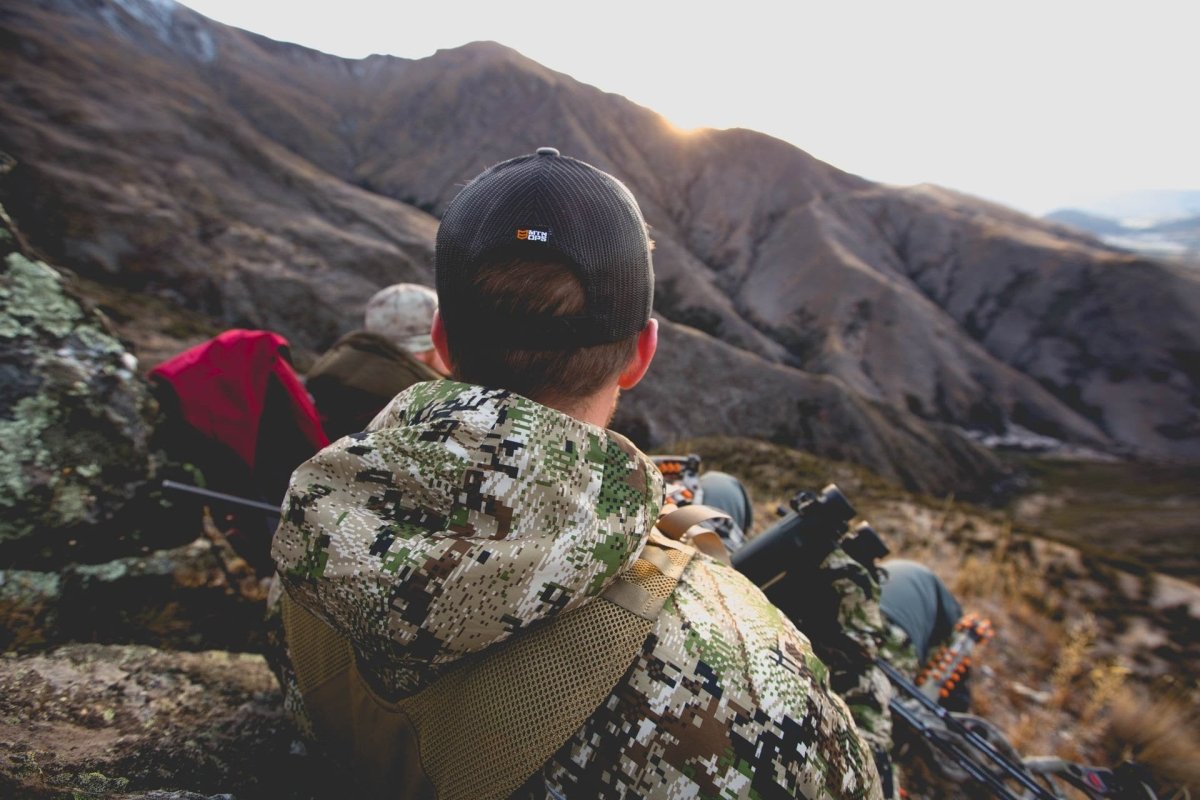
[435,147,653,349]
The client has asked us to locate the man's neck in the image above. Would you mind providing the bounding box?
[537,385,621,429]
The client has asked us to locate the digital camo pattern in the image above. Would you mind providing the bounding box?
[273,381,880,798]
[880,622,921,678]
[272,380,661,694]
[803,549,897,799]
[535,553,882,799]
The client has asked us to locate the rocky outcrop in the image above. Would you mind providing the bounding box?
[0,644,327,799]
[0,526,269,654]
[0,196,157,559]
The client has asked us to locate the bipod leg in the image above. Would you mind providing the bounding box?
[878,658,1059,800]
[890,699,1030,800]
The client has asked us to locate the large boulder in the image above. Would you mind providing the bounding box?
[0,644,337,799]
[0,198,157,560]
[0,528,270,655]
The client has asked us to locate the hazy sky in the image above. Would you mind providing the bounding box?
[182,0,1196,216]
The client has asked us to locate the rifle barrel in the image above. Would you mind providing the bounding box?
[161,480,282,516]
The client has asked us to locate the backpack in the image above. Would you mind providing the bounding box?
[281,504,725,800]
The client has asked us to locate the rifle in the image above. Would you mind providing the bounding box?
[882,658,1156,799]
[161,479,282,517]
[725,480,1158,800]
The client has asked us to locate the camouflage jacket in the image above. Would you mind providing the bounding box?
[272,381,882,799]
[808,550,898,799]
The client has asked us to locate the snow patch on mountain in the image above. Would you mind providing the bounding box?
[964,424,1119,461]
[112,0,176,36]
[105,0,216,63]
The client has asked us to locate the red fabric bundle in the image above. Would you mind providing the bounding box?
[149,329,328,469]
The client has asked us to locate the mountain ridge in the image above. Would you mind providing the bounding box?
[2,0,1198,483]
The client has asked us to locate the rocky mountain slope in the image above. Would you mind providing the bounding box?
[3,0,1199,482]
[2,190,1196,797]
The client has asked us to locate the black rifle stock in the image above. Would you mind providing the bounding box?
[730,484,856,602]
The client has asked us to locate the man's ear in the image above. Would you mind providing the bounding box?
[617,318,658,390]
[430,311,454,376]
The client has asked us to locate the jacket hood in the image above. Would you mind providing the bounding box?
[272,380,662,693]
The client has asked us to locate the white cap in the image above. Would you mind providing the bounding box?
[363,283,438,353]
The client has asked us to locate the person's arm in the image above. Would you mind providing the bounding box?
[812,547,899,799]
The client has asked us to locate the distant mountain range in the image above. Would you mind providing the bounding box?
[3,0,1200,492]
[1064,190,1200,221]
[1044,194,1200,260]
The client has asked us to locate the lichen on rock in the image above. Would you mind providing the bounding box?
[0,253,84,338]
[0,210,157,554]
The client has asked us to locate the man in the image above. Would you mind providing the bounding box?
[363,282,450,377]
[271,148,881,799]
[693,476,899,798]
[305,282,448,441]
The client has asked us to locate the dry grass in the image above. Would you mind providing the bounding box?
[1004,454,1200,583]
[1080,663,1131,730]
[1101,688,1200,796]
[934,523,1197,797]
[1050,615,1098,709]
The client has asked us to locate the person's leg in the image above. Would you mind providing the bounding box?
[879,559,962,664]
[697,471,753,550]
[880,559,974,709]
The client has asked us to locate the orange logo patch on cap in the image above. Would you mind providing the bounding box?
[517,229,549,242]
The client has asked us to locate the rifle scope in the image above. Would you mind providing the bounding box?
[731,484,856,591]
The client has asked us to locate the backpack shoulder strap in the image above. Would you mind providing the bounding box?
[655,502,733,563]
[282,534,696,800]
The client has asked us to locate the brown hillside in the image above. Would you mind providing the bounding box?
[2,0,1199,479]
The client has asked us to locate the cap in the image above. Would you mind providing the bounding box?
[363,283,438,353]
[435,148,653,349]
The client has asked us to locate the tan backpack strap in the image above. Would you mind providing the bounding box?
[656,504,734,564]
[597,539,692,621]
[655,503,730,539]
[282,539,697,800]
[281,594,436,799]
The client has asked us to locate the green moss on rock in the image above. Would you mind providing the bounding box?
[0,242,156,552]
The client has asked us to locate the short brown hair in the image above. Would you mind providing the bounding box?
[443,259,639,405]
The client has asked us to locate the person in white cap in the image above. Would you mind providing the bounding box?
[361,283,447,373]
[305,283,448,440]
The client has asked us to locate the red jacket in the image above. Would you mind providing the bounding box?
[149,329,328,471]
